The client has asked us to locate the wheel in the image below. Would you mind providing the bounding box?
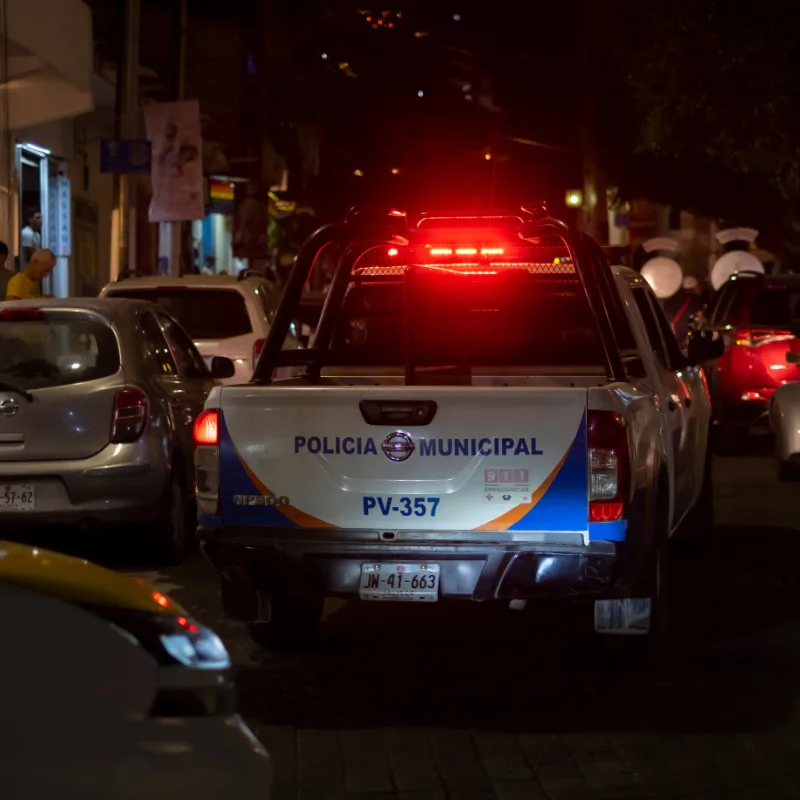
[675,436,714,548]
[247,591,324,650]
[596,478,672,668]
[154,471,192,565]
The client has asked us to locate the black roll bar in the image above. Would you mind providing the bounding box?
[251,222,351,383]
[518,218,628,383]
[254,207,628,386]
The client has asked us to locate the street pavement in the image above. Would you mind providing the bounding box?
[30,448,800,798]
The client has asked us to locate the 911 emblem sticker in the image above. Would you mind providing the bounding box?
[484,468,530,502]
[233,494,290,507]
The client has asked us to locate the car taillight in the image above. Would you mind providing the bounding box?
[111,387,148,443]
[587,410,629,523]
[253,338,264,364]
[734,328,795,347]
[193,409,219,446]
[194,409,220,516]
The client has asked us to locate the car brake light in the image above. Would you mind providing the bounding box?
[587,410,628,523]
[0,307,45,321]
[253,338,265,364]
[193,409,220,517]
[111,387,148,443]
[735,328,795,347]
[193,409,219,446]
[429,248,453,256]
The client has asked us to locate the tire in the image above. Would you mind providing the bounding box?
[247,591,324,650]
[600,477,671,667]
[154,471,192,565]
[675,437,714,548]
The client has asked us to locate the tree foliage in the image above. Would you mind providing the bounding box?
[586,0,800,224]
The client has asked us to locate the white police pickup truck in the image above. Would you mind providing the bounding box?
[194,206,723,648]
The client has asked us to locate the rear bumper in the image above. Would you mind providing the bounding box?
[199,526,620,617]
[0,440,168,526]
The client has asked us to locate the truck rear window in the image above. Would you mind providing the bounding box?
[0,314,120,390]
[107,288,252,339]
[331,271,605,367]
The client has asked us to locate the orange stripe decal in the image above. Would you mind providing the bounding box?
[235,450,339,529]
[473,447,571,531]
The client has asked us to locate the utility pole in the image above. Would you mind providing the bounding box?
[112,0,141,279]
[165,0,188,276]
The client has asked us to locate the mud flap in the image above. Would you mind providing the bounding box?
[594,598,652,635]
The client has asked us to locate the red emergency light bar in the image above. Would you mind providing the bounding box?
[354,261,576,277]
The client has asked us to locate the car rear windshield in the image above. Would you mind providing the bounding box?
[329,270,606,368]
[748,287,800,330]
[107,288,252,339]
[0,313,120,390]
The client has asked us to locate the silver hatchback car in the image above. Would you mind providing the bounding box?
[0,298,234,562]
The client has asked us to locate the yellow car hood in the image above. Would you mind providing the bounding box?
[0,541,186,615]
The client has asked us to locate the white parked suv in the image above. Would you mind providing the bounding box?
[100,274,301,384]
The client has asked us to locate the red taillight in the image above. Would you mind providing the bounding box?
[194,409,219,446]
[0,307,45,322]
[253,338,265,364]
[111,387,148,443]
[735,328,794,347]
[587,410,629,523]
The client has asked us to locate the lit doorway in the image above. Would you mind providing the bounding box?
[15,143,70,296]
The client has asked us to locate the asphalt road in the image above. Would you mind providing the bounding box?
[25,446,800,799]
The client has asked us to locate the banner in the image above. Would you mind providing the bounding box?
[144,100,204,222]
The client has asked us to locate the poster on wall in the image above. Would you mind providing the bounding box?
[144,100,204,223]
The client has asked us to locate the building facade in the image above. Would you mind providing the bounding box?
[0,0,94,296]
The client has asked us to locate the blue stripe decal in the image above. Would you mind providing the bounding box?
[219,413,299,528]
[588,520,627,542]
[508,412,588,532]
[198,514,221,528]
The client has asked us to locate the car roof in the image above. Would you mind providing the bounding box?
[724,272,800,287]
[0,297,159,320]
[104,274,259,291]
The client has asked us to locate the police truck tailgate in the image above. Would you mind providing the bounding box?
[218,385,589,533]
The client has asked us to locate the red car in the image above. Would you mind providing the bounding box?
[701,272,800,449]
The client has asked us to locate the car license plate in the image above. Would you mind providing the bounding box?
[0,484,34,511]
[359,563,440,602]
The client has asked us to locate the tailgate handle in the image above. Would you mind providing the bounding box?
[359,400,438,426]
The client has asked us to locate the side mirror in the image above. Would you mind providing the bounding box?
[786,351,800,365]
[687,330,725,364]
[210,356,236,380]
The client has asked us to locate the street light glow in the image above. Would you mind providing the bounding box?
[565,190,583,208]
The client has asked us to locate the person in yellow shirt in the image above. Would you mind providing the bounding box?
[5,249,56,300]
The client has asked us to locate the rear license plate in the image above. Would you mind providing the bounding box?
[0,484,34,512]
[359,563,440,602]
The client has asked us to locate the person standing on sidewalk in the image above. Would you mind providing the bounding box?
[6,249,56,300]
